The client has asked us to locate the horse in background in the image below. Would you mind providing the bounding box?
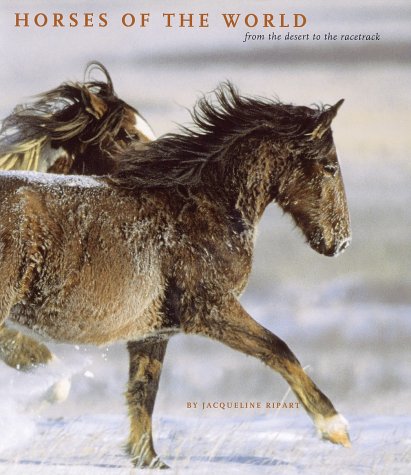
[0,61,155,175]
[0,62,156,370]
[0,83,351,467]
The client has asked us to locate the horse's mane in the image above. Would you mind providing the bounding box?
[112,82,328,190]
[0,62,131,169]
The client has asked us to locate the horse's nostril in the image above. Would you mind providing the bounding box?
[337,237,351,254]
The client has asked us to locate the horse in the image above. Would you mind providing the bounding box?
[0,83,351,468]
[0,61,155,175]
[0,62,156,370]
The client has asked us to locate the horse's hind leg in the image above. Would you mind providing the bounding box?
[0,237,53,370]
[184,295,350,447]
[126,337,169,469]
[0,324,53,370]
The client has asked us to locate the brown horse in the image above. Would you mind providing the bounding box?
[0,83,351,468]
[0,61,155,175]
[0,62,155,370]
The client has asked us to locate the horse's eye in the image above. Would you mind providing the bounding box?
[116,129,127,140]
[323,163,339,176]
[117,129,139,142]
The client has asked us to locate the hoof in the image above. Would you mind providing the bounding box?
[315,413,351,448]
[149,459,170,470]
[132,457,170,470]
[44,378,72,404]
[0,327,53,370]
[127,441,170,469]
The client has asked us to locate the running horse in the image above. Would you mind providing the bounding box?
[0,62,156,370]
[0,83,351,468]
[0,61,155,175]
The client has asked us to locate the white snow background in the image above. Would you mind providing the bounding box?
[0,0,410,473]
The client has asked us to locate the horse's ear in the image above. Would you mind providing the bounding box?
[82,87,108,120]
[325,99,344,121]
[309,99,344,140]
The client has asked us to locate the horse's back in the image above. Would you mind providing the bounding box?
[0,171,108,242]
[0,169,104,189]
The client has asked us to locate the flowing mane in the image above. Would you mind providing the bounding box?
[0,62,136,171]
[113,82,330,189]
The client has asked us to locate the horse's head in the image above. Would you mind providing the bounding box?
[82,63,156,143]
[0,62,155,176]
[275,100,351,257]
[64,62,156,174]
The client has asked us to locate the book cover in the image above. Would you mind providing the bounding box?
[0,1,409,473]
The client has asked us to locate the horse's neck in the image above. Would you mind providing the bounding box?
[219,138,281,226]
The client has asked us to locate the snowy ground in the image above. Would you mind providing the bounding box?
[1,413,411,474]
[1,0,410,473]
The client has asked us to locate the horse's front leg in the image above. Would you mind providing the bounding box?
[126,336,169,469]
[183,295,351,447]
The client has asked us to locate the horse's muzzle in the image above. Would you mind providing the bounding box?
[322,235,352,257]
